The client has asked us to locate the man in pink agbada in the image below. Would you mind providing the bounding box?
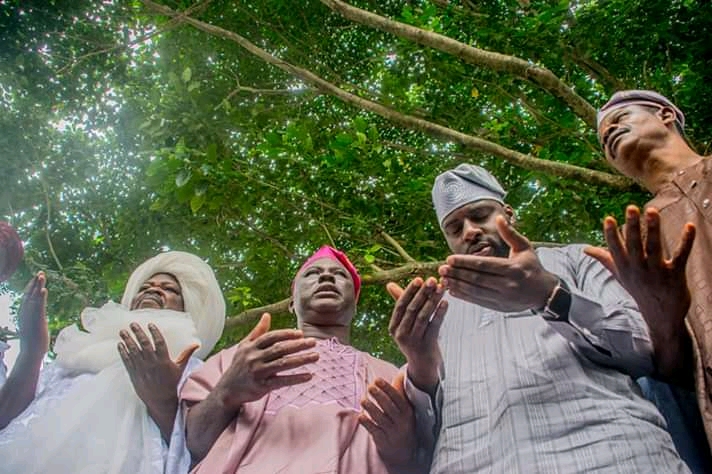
[180,246,427,473]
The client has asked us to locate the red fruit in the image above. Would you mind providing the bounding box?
[0,222,23,282]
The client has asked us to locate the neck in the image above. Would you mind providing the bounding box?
[641,137,704,193]
[300,322,351,345]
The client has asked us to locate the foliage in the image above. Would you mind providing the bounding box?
[0,0,709,363]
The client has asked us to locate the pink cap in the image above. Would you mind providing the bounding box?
[293,246,361,300]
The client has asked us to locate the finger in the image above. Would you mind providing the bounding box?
[254,329,310,350]
[263,372,314,390]
[259,352,320,377]
[119,329,142,356]
[644,208,663,265]
[358,413,386,444]
[130,323,155,354]
[495,215,531,254]
[386,282,405,301]
[388,278,422,335]
[443,255,510,275]
[401,278,438,336]
[247,313,271,341]
[360,398,391,428]
[440,266,510,291]
[583,246,618,277]
[671,223,696,271]
[411,282,445,338]
[117,342,136,371]
[425,299,448,340]
[148,323,170,359]
[392,372,406,395]
[175,343,200,370]
[369,380,401,419]
[624,205,644,262]
[261,338,318,362]
[375,377,410,413]
[602,216,628,271]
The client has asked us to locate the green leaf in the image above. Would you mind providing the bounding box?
[190,193,206,213]
[175,169,192,187]
[182,67,192,83]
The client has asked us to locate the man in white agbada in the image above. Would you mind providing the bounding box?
[0,251,225,473]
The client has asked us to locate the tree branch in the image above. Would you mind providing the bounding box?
[319,0,597,127]
[379,231,415,262]
[141,1,632,190]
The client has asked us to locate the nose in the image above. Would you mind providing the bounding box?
[462,218,482,242]
[318,272,336,283]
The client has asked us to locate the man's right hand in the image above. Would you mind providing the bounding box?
[387,278,447,395]
[18,272,49,357]
[214,313,319,410]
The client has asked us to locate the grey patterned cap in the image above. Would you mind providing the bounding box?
[597,90,685,132]
[432,164,506,227]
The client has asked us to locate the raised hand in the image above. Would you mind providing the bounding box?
[118,322,198,440]
[18,272,49,356]
[359,373,424,473]
[439,215,559,312]
[213,313,319,410]
[387,278,446,394]
[584,205,695,378]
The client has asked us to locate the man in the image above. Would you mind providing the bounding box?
[392,164,688,472]
[0,250,225,474]
[592,90,712,468]
[181,246,425,473]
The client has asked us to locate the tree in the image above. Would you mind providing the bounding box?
[1,0,709,362]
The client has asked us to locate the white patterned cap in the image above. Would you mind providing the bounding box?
[432,164,506,227]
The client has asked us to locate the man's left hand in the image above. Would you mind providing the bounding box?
[439,215,559,312]
[118,322,198,440]
[359,373,423,473]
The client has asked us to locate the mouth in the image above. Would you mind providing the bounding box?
[314,284,340,297]
[468,242,493,257]
[605,128,628,160]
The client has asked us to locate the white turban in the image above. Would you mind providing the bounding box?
[121,251,225,359]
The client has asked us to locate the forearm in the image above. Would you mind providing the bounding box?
[145,397,179,443]
[642,307,694,388]
[0,348,43,430]
[185,387,240,462]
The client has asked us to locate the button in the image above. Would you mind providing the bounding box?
[582,328,593,338]
[704,199,710,209]
[427,408,434,417]
[678,170,686,175]
[691,180,698,188]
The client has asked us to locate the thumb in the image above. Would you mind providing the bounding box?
[175,343,200,370]
[386,282,404,301]
[392,372,406,396]
[583,246,619,278]
[247,313,271,341]
[495,215,530,254]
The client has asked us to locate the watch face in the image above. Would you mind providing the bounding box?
[544,284,572,321]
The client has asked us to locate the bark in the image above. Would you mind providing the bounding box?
[319,0,597,128]
[142,1,633,189]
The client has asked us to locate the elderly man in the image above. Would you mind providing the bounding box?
[591,90,712,469]
[180,246,425,473]
[0,250,225,474]
[391,164,688,472]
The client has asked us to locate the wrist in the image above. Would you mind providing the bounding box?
[535,272,561,310]
[406,357,440,394]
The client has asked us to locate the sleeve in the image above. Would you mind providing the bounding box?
[402,365,443,465]
[535,245,654,378]
[164,356,203,474]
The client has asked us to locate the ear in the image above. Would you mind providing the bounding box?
[656,106,677,128]
[504,204,516,225]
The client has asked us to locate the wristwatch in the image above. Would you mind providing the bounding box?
[540,278,572,321]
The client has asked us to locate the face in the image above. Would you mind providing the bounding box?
[597,105,676,178]
[291,258,356,327]
[441,200,512,257]
[130,272,184,311]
